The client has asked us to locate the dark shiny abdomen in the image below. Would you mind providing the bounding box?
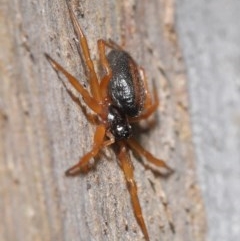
[107,50,145,117]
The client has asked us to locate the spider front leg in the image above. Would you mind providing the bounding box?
[118,142,149,241]
[65,124,112,175]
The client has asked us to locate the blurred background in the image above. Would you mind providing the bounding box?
[177,1,240,241]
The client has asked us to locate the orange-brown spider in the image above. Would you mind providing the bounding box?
[45,4,172,241]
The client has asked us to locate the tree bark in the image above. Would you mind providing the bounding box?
[0,0,206,240]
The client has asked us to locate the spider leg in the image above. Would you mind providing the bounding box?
[65,124,111,175]
[118,142,149,241]
[97,40,113,98]
[129,79,159,123]
[140,67,152,110]
[68,5,101,101]
[127,138,173,172]
[97,39,126,98]
[45,54,102,114]
[102,39,123,50]
[56,71,99,125]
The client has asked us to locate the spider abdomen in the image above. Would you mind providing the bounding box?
[107,50,145,117]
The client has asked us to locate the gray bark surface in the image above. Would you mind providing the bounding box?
[0,0,206,240]
[176,1,240,241]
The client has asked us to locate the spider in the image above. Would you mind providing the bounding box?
[45,4,172,241]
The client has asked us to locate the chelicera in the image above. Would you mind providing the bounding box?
[45,5,172,241]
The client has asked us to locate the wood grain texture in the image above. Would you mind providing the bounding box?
[0,0,206,240]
